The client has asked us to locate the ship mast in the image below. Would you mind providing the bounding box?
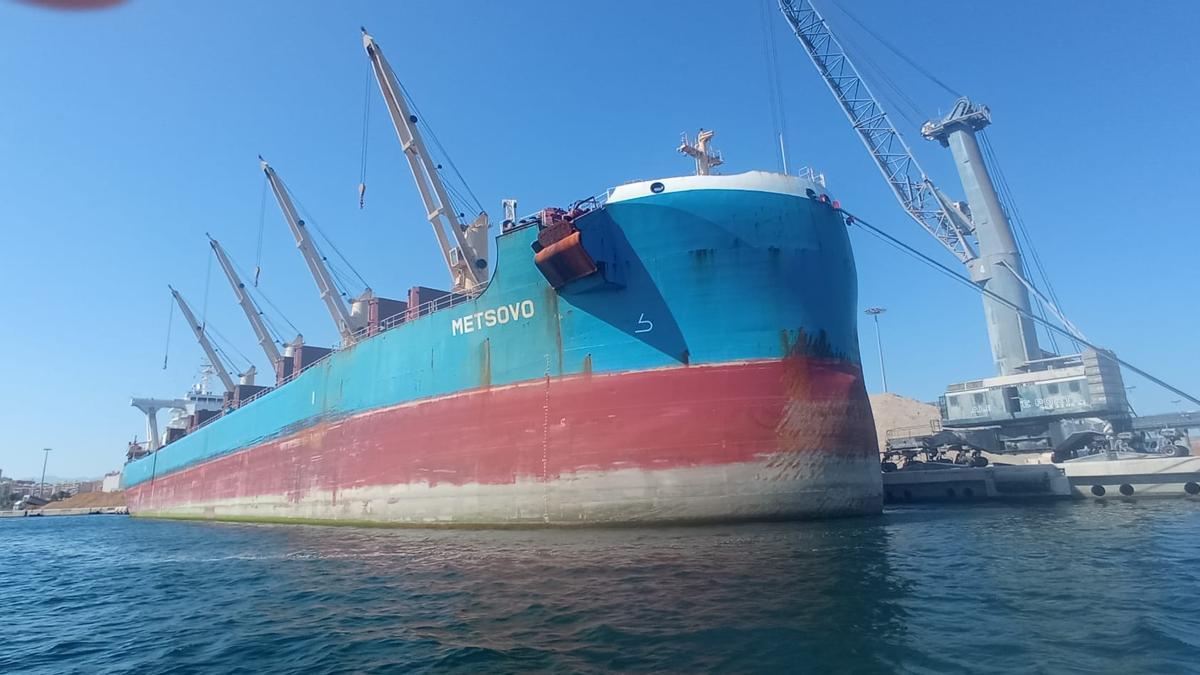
[678,129,724,176]
[260,157,360,343]
[208,235,283,369]
[169,285,236,393]
[361,28,489,292]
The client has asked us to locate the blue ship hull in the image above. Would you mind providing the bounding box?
[124,171,881,525]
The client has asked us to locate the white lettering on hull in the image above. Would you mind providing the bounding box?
[452,300,536,336]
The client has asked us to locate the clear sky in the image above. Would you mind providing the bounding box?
[1,0,1197,479]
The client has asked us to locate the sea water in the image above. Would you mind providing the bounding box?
[3,501,1198,673]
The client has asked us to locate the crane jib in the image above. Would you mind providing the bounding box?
[362,29,488,292]
[776,0,976,264]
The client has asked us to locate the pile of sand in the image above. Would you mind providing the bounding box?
[869,393,940,454]
[44,491,126,509]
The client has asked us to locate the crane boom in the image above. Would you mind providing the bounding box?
[778,0,1044,374]
[169,285,236,393]
[777,0,976,263]
[362,28,489,292]
[208,235,282,368]
[260,157,358,343]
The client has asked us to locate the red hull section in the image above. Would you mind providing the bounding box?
[126,358,877,519]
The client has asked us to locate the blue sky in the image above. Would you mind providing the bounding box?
[1,0,1197,479]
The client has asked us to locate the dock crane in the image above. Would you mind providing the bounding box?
[777,0,1136,454]
[168,285,242,392]
[207,235,283,373]
[777,0,1039,377]
[260,157,366,344]
[362,28,490,293]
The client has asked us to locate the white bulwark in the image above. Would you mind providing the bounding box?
[606,170,828,206]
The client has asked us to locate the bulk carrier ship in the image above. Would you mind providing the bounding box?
[121,31,881,526]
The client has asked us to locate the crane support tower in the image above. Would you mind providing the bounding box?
[777,0,1037,375]
[362,28,489,293]
[922,99,1038,375]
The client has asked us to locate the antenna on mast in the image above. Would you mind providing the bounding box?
[678,129,724,176]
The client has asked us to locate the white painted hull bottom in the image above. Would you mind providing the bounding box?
[131,457,883,526]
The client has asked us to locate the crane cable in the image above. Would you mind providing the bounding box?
[358,61,371,209]
[200,247,214,330]
[821,13,925,131]
[821,1,937,128]
[760,0,789,172]
[814,1,1076,357]
[204,321,255,374]
[161,295,175,370]
[224,246,301,344]
[255,174,268,287]
[978,132,1062,352]
[978,131,1076,352]
[827,0,961,99]
[837,205,1200,407]
[395,78,484,216]
[443,182,477,220]
[278,175,370,296]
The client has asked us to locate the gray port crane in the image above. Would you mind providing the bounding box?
[778,0,1037,377]
[777,0,1132,454]
[362,28,490,293]
[208,235,283,372]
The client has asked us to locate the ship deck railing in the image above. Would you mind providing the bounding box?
[344,282,491,345]
[191,282,490,432]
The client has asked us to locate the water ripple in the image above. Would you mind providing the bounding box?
[2,500,1199,673]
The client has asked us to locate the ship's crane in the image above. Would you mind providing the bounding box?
[362,28,489,293]
[129,397,188,451]
[260,157,365,344]
[168,285,237,393]
[207,235,283,371]
[777,0,1039,376]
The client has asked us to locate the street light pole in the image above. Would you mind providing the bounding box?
[864,308,888,393]
[39,447,51,498]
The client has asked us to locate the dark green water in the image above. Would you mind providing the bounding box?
[3,501,1199,673]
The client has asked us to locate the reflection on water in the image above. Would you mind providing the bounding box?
[2,501,1198,673]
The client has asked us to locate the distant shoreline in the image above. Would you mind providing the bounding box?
[1,507,128,518]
